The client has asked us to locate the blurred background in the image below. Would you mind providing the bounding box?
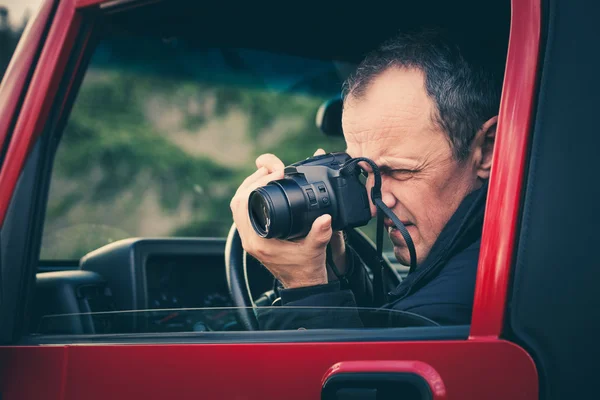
[1,1,387,261]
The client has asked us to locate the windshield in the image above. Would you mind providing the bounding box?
[40,33,355,260]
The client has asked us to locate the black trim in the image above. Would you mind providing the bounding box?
[0,140,43,343]
[322,372,432,400]
[19,325,469,345]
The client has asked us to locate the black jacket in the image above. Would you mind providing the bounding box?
[257,184,487,329]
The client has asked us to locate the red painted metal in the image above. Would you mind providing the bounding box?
[470,0,542,338]
[0,0,543,398]
[0,339,533,400]
[0,346,67,400]
[0,0,55,156]
[0,0,81,226]
[322,360,447,399]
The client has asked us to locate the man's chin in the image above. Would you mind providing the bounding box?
[389,227,421,266]
[392,246,411,266]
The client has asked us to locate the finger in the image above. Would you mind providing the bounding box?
[247,169,285,191]
[255,153,285,173]
[313,148,326,156]
[239,167,269,190]
[303,214,333,249]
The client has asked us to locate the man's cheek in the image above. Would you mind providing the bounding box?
[407,185,438,222]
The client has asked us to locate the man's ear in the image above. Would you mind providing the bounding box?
[473,116,498,180]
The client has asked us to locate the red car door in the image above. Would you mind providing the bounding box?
[0,0,540,399]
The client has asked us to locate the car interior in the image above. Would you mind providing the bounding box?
[25,0,511,337]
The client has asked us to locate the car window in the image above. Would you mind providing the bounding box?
[40,33,358,260]
[33,11,406,339]
[34,307,434,334]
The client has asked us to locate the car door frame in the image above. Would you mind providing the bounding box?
[0,0,542,398]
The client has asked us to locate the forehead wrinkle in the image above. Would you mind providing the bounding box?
[344,107,434,154]
[343,68,449,167]
[344,111,408,139]
[344,118,422,152]
[379,149,422,169]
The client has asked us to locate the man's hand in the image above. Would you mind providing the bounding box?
[229,149,347,289]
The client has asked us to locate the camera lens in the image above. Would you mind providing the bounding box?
[250,195,270,232]
[248,179,311,239]
[248,184,292,238]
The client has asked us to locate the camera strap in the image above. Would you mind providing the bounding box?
[341,157,417,304]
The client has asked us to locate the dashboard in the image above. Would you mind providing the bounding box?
[32,236,415,335]
[146,254,232,310]
[144,253,237,331]
[33,238,273,334]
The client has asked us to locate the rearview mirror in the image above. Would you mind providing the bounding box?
[316,96,343,137]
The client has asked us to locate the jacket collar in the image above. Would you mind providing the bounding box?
[389,182,488,299]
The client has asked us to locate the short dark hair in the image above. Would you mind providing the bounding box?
[342,29,504,160]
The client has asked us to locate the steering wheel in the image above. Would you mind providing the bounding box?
[224,224,262,330]
[225,223,439,330]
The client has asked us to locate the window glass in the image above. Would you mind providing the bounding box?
[40,33,360,260]
[35,307,434,334]
[33,14,407,339]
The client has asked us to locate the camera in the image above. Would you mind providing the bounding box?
[248,152,371,240]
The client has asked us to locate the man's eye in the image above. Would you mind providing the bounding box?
[391,169,417,180]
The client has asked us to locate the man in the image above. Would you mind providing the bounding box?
[229,29,502,328]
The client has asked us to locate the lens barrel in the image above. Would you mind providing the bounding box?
[248,179,312,239]
[248,184,290,238]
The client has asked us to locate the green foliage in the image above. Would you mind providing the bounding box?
[41,68,350,259]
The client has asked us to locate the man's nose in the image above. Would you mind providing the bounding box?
[369,181,397,218]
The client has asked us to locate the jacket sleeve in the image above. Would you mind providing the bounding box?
[256,247,373,330]
[256,281,364,330]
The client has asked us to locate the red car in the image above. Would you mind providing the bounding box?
[0,0,596,399]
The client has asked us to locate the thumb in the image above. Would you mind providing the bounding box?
[304,214,333,249]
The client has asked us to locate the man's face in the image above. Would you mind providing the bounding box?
[343,67,481,265]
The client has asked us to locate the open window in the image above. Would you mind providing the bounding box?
[16,0,510,340]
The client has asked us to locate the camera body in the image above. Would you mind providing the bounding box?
[248,152,371,240]
[284,152,371,232]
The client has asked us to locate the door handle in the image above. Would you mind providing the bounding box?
[321,361,446,400]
